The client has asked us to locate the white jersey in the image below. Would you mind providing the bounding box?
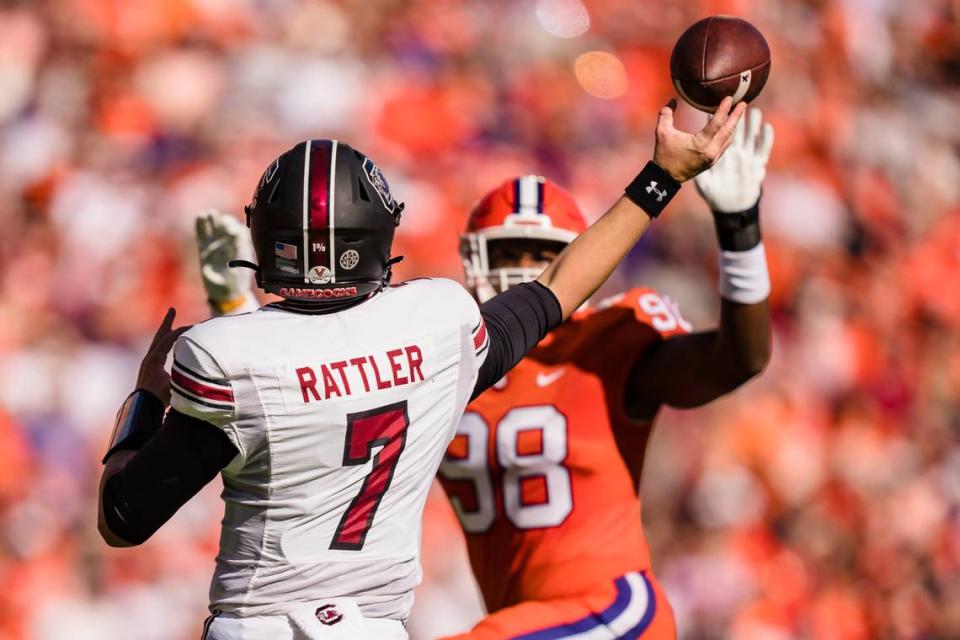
[170,279,489,621]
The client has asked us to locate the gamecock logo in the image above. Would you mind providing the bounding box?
[315,604,343,626]
[362,158,397,214]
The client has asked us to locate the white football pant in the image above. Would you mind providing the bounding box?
[202,598,407,640]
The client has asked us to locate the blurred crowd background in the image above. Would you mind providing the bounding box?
[0,0,958,638]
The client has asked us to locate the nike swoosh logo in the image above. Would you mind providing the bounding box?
[536,369,566,387]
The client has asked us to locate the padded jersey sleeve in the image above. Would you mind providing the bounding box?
[443,280,489,386]
[578,288,695,422]
[595,287,693,340]
[170,332,251,461]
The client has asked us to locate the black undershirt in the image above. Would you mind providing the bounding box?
[102,281,562,545]
[102,409,238,545]
[471,281,561,400]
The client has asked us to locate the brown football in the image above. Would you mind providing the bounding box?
[670,16,771,113]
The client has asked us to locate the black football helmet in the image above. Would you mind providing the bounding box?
[239,140,403,303]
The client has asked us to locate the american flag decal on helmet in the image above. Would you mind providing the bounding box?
[275,242,298,260]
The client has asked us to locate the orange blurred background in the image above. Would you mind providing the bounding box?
[0,0,958,638]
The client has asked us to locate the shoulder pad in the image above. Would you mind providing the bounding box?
[591,287,693,337]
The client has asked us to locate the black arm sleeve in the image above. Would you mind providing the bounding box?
[102,409,239,545]
[471,281,563,400]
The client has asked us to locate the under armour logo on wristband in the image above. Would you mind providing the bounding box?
[625,162,681,218]
[645,181,668,202]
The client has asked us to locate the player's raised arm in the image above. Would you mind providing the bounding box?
[537,97,746,319]
[467,98,746,399]
[97,309,239,546]
[625,109,773,415]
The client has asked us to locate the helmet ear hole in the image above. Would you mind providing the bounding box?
[357,178,371,202]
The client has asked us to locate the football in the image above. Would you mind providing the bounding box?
[670,16,771,113]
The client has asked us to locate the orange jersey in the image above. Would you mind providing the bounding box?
[438,288,692,613]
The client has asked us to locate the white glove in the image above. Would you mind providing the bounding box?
[694,108,774,213]
[195,209,255,313]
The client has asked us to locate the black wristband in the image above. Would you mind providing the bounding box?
[713,199,762,251]
[624,161,682,218]
[103,389,165,463]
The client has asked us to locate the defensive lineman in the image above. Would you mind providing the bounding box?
[438,109,774,639]
[97,98,746,639]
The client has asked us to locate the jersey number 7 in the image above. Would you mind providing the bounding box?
[330,401,410,550]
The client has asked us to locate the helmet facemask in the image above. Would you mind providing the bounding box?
[460,175,587,303]
[461,228,573,302]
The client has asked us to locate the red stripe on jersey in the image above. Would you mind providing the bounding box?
[473,320,487,350]
[171,369,234,404]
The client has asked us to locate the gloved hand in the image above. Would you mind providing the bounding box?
[694,108,774,213]
[195,210,255,313]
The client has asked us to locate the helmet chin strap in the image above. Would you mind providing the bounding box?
[381,255,404,290]
[228,259,259,271]
[229,259,263,289]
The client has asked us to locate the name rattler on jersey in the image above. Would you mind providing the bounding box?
[171,278,487,620]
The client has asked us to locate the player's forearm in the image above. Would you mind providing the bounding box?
[685,106,773,394]
[98,389,167,546]
[98,450,138,547]
[537,196,652,318]
[98,409,238,547]
[707,194,771,385]
[540,99,746,318]
[714,297,770,380]
[625,205,771,411]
